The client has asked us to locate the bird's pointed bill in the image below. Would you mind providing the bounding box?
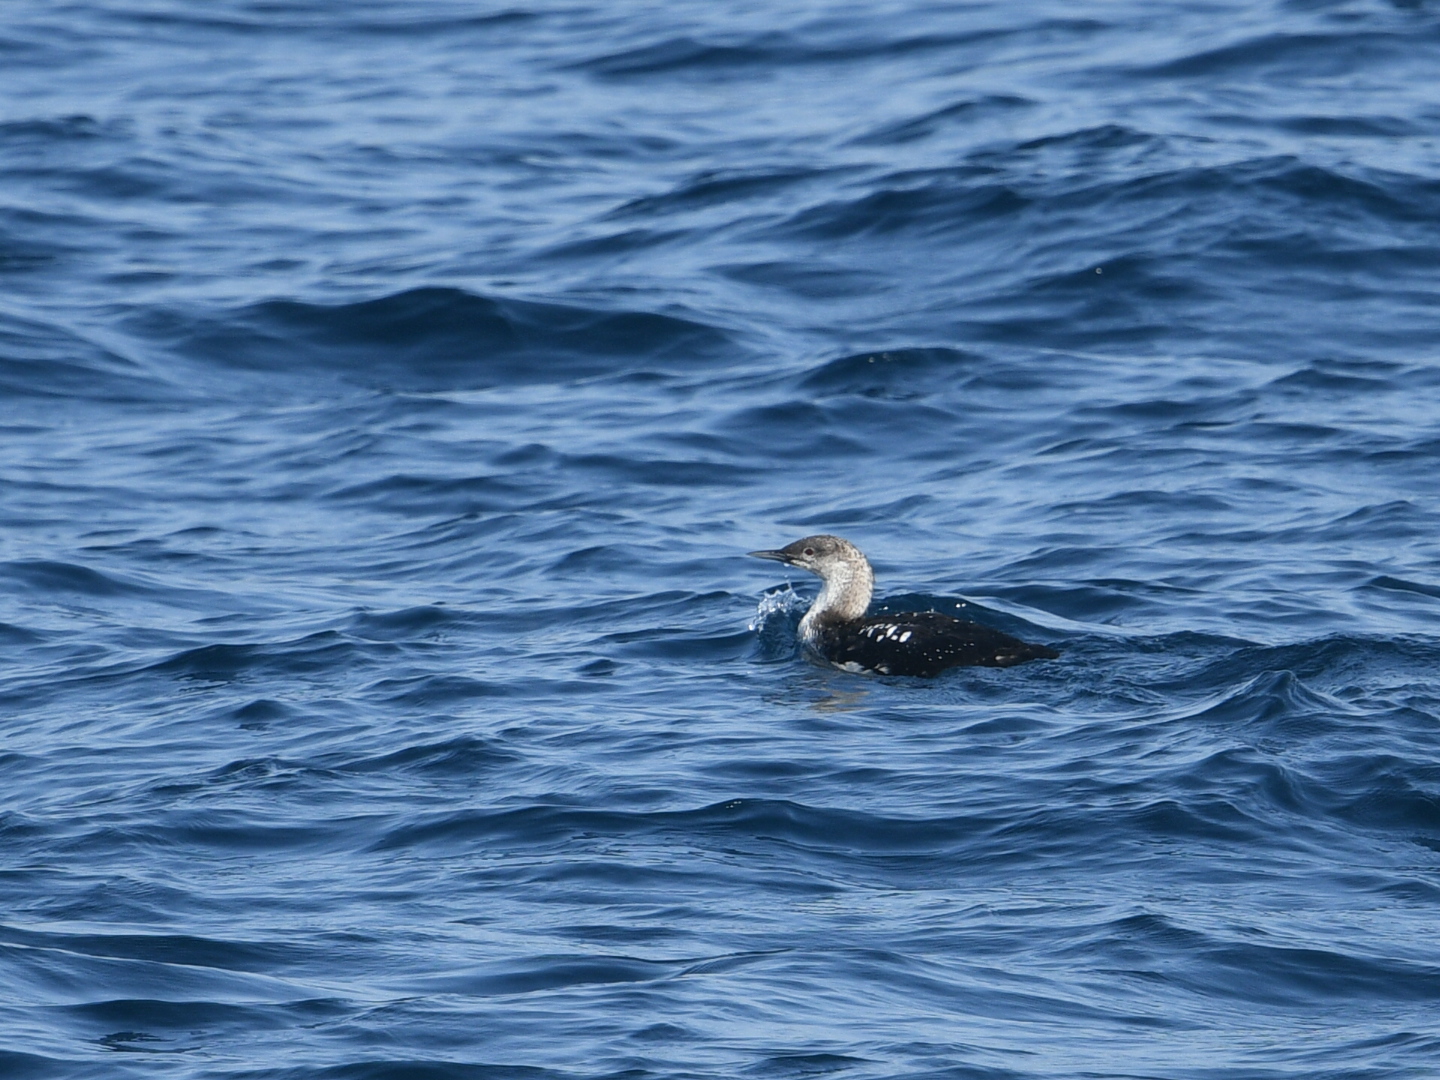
[748,549,790,562]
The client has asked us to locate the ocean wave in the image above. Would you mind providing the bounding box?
[128,287,740,392]
[0,311,169,402]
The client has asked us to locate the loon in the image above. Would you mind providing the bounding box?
[749,534,1058,677]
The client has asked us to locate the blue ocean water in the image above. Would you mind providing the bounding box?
[5,0,1440,1076]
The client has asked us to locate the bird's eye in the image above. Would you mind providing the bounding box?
[803,548,815,556]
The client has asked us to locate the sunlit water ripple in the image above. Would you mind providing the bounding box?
[5,1,1440,1077]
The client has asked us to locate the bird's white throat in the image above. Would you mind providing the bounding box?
[798,555,874,641]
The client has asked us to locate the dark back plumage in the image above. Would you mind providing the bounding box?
[813,611,1058,677]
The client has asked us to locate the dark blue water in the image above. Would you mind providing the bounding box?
[6,1,1440,1076]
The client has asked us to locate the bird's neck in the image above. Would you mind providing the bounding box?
[799,558,874,641]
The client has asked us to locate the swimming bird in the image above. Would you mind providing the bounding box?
[749,534,1058,677]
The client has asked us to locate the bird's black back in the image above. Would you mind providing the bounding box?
[814,611,1058,677]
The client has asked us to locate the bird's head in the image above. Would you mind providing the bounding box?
[748,534,866,581]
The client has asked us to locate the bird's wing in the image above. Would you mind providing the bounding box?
[823,612,1057,676]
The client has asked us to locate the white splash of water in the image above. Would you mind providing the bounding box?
[749,584,808,632]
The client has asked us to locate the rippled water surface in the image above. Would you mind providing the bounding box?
[6,2,1440,1077]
